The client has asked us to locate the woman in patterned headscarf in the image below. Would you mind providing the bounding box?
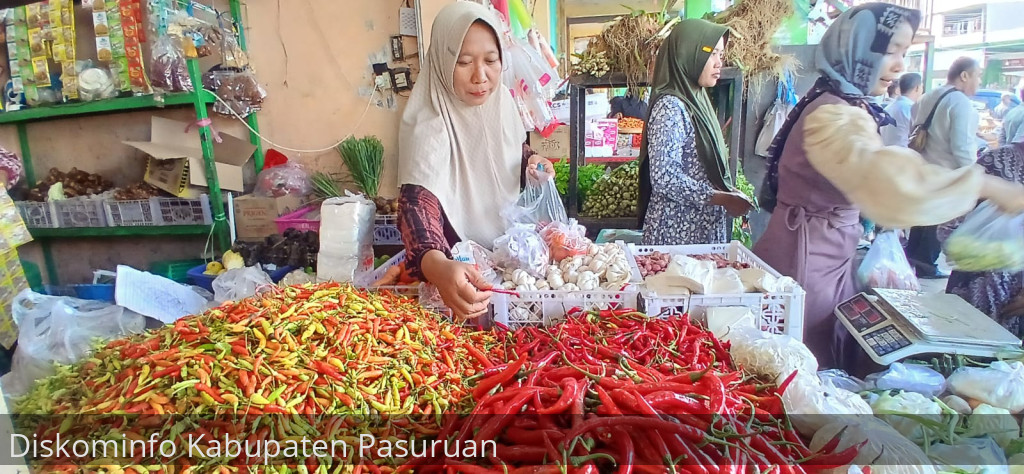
[751,3,1024,371]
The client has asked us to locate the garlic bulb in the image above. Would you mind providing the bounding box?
[535,279,551,290]
[561,283,580,291]
[565,270,579,284]
[547,271,565,289]
[578,270,599,291]
[502,281,516,290]
[512,269,536,287]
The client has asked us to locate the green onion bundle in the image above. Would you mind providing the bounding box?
[337,136,384,197]
[310,171,345,200]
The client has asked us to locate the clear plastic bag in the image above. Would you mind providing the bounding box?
[540,218,590,262]
[504,173,569,228]
[502,32,562,137]
[944,202,1024,272]
[203,69,266,118]
[864,362,946,397]
[212,266,273,303]
[255,162,311,198]
[857,231,920,291]
[149,35,193,93]
[492,223,550,279]
[0,289,145,397]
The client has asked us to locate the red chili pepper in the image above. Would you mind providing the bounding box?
[194,383,225,404]
[472,354,528,400]
[804,439,868,468]
[474,389,535,444]
[493,444,548,464]
[614,427,634,474]
[595,385,622,415]
[464,343,494,369]
[537,378,581,415]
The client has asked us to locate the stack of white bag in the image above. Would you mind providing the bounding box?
[317,195,375,283]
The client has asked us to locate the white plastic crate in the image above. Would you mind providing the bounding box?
[374,214,401,245]
[490,286,639,328]
[105,198,158,226]
[155,195,212,225]
[15,201,57,228]
[54,198,108,227]
[626,241,805,340]
[360,250,420,299]
[105,196,212,226]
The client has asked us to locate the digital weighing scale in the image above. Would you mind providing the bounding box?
[834,288,1023,365]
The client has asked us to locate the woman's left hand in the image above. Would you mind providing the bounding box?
[527,154,555,182]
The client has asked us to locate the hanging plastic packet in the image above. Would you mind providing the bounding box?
[203,69,266,118]
[149,34,192,93]
[503,172,569,228]
[944,202,1024,272]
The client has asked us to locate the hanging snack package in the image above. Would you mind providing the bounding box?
[203,69,266,118]
[119,0,150,94]
[944,202,1024,272]
[53,0,77,101]
[5,8,26,110]
[104,0,131,93]
[149,34,192,93]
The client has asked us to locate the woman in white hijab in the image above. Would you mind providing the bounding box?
[397,2,552,319]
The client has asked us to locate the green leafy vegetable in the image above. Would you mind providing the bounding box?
[337,136,384,197]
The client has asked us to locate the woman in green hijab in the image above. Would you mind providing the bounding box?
[638,19,752,245]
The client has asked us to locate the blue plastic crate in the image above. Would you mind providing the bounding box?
[187,264,296,293]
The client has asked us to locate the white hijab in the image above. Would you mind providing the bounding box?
[398,2,525,247]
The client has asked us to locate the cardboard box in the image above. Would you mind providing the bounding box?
[233,194,306,241]
[124,117,257,197]
[529,125,569,159]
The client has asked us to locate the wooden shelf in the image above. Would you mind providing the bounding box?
[30,225,214,239]
[0,91,216,125]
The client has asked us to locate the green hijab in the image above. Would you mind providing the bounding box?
[639,19,731,223]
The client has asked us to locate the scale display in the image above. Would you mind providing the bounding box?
[835,289,1022,365]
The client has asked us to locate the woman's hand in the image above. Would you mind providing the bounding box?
[420,250,493,319]
[710,190,754,217]
[527,154,555,183]
[981,175,1024,214]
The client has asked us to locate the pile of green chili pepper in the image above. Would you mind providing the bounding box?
[410,309,861,474]
[16,283,506,474]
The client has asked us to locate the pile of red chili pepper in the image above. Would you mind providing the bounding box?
[405,308,861,474]
[16,283,506,473]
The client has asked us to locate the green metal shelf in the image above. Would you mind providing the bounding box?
[29,225,214,239]
[0,91,216,125]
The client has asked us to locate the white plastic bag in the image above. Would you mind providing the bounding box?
[857,231,921,291]
[809,419,936,473]
[929,437,1008,474]
[213,266,273,303]
[754,99,790,157]
[492,224,550,279]
[317,194,375,283]
[947,360,1024,413]
[724,326,817,382]
[868,391,943,444]
[864,362,946,398]
[1,289,145,398]
[781,371,873,437]
[944,202,1024,272]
